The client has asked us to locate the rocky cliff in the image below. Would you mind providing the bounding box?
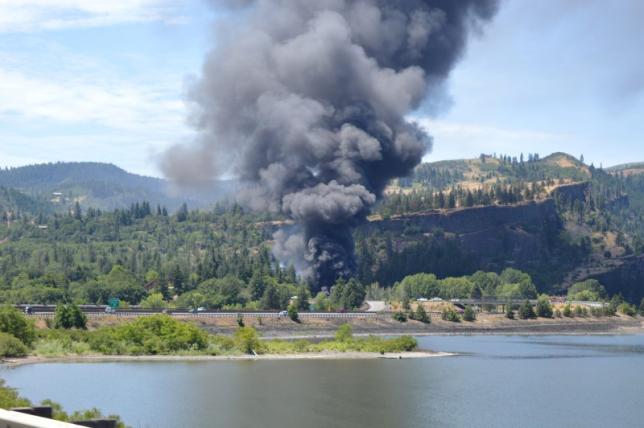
[358,199,584,289]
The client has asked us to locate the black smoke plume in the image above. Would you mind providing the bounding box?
[162,0,499,289]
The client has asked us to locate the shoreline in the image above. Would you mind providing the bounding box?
[225,315,644,339]
[229,323,644,341]
[1,350,452,367]
[263,329,644,340]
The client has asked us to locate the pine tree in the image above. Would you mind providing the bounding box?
[518,300,536,319]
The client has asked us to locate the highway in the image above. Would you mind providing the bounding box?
[16,298,547,319]
[16,305,380,319]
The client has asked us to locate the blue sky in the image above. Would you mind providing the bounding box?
[1,0,643,177]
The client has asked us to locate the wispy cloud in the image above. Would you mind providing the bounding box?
[0,67,186,131]
[0,35,193,176]
[416,118,571,144]
[414,117,579,161]
[0,0,184,32]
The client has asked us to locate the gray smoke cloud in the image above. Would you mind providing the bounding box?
[162,0,499,289]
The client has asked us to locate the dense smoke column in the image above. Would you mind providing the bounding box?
[162,0,499,290]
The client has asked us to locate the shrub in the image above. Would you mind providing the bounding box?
[54,304,87,330]
[618,303,637,317]
[393,311,408,323]
[505,305,515,319]
[140,293,167,310]
[574,305,583,317]
[0,306,35,346]
[463,306,476,322]
[554,309,562,318]
[603,304,616,316]
[88,315,208,355]
[608,295,623,315]
[535,296,553,318]
[640,298,644,316]
[0,332,29,357]
[287,305,300,323]
[234,327,261,354]
[385,336,417,352]
[441,307,460,322]
[563,304,573,318]
[205,335,236,356]
[43,400,127,428]
[335,324,353,342]
[518,300,536,320]
[236,314,245,327]
[0,379,31,408]
[414,305,431,324]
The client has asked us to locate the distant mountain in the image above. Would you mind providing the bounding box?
[0,186,51,216]
[606,162,644,176]
[0,162,237,212]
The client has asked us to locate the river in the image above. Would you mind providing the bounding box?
[2,335,644,428]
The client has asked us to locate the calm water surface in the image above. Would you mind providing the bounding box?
[2,335,644,428]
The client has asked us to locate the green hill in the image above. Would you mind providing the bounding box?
[2,153,644,305]
[0,162,236,212]
[606,162,644,176]
[393,152,589,194]
[0,186,51,217]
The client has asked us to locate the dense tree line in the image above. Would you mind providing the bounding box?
[3,152,644,308]
[391,269,538,302]
[0,202,296,309]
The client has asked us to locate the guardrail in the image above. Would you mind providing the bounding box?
[27,311,381,319]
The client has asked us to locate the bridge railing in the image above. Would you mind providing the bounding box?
[0,409,87,428]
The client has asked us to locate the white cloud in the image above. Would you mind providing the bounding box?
[0,0,183,32]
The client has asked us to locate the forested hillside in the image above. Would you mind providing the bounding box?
[0,186,51,217]
[2,152,644,306]
[0,162,236,211]
[374,152,644,301]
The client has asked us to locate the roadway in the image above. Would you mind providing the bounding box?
[17,305,380,319]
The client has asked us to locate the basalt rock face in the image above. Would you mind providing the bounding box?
[552,181,590,204]
[367,199,561,236]
[358,199,579,288]
[589,255,644,304]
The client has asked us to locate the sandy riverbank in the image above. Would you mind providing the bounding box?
[2,350,451,367]
[184,313,644,338]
